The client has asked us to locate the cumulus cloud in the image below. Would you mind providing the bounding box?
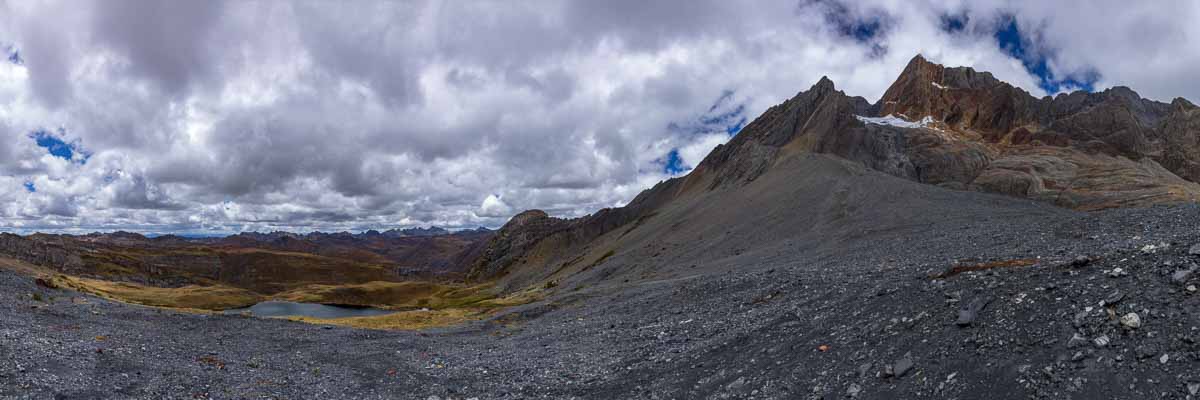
[0,0,1197,234]
[476,194,513,218]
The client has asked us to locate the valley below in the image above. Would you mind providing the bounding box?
[0,227,529,330]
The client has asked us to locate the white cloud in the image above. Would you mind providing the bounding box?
[477,194,513,218]
[0,0,1196,233]
[676,133,729,173]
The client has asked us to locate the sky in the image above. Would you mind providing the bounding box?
[0,0,1197,234]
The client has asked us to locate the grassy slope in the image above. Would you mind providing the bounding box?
[274,281,496,309]
[52,275,265,310]
[287,289,543,330]
[0,231,545,330]
[74,244,401,294]
[0,257,262,310]
[1,255,544,329]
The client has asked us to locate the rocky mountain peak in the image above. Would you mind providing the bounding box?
[877,54,946,118]
[688,53,1200,209]
[1173,97,1197,110]
[811,75,836,93]
[681,73,873,191]
[503,210,551,230]
[466,209,572,281]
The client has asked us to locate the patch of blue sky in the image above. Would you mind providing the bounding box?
[991,16,1098,94]
[30,130,90,164]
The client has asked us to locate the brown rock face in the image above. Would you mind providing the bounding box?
[0,233,84,273]
[683,76,876,191]
[0,228,494,292]
[882,55,1200,208]
[466,210,573,281]
[466,176,687,283]
[686,54,1200,210]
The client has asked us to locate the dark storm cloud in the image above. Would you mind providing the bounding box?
[292,2,424,107]
[110,174,187,211]
[89,0,226,97]
[20,16,73,108]
[560,0,733,50]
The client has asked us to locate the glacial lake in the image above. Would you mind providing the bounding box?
[224,301,395,319]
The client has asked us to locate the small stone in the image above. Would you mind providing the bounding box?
[1187,382,1200,396]
[1092,335,1110,348]
[1142,243,1168,254]
[1173,265,1197,285]
[1135,345,1157,359]
[893,353,915,378]
[1107,268,1128,278]
[1068,333,1089,348]
[1159,353,1169,364]
[1071,351,1086,362]
[1120,313,1142,329]
[857,362,873,378]
[1102,291,1125,306]
[1188,285,1197,293]
[1072,311,1090,328]
[1071,256,1090,267]
[1041,366,1057,380]
[846,383,862,398]
[1189,243,1200,257]
[956,296,993,327]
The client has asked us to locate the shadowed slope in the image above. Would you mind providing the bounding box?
[474,153,1071,294]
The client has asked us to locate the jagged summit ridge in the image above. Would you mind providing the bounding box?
[682,54,1200,210]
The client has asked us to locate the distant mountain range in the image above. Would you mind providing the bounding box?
[0,225,495,294]
[108,226,492,242]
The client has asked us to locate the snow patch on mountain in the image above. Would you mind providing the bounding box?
[855,114,936,129]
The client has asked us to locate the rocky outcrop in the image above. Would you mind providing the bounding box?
[0,233,85,274]
[466,210,572,281]
[1156,98,1200,182]
[465,174,687,283]
[683,77,876,190]
[684,54,1200,209]
[867,55,1200,207]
